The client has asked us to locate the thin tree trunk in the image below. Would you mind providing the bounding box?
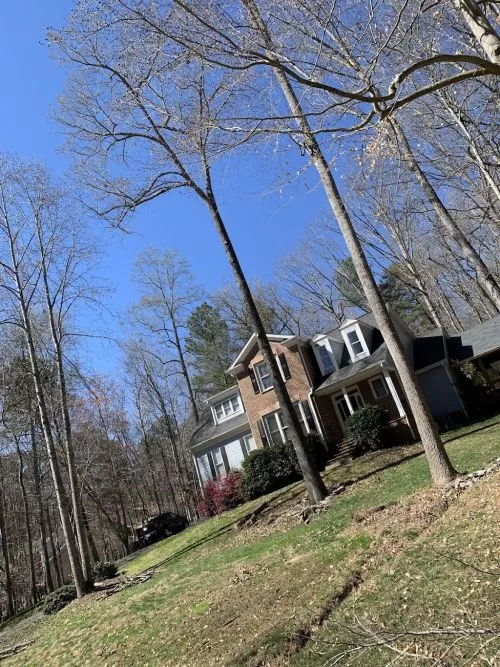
[46,506,63,588]
[389,118,500,311]
[450,0,500,64]
[15,441,37,606]
[81,504,99,563]
[243,0,456,486]
[29,412,54,593]
[172,319,199,421]
[9,319,83,593]
[442,99,500,205]
[34,220,93,587]
[0,465,14,617]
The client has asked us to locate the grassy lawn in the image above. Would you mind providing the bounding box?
[5,416,500,667]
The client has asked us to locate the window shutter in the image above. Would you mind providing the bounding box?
[207,452,217,480]
[220,447,230,474]
[278,353,291,380]
[257,419,269,447]
[249,368,260,394]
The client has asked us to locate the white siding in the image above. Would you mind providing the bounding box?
[196,452,212,484]
[224,438,246,470]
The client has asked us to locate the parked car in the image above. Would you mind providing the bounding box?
[131,512,189,551]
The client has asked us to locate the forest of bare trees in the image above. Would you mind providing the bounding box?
[0,0,498,619]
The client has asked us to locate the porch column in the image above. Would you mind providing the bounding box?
[382,368,406,418]
[383,368,416,439]
[341,386,355,414]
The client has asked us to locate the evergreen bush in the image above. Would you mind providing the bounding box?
[43,585,77,615]
[346,405,389,456]
[92,561,118,581]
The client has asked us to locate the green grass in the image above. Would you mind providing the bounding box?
[5,415,500,667]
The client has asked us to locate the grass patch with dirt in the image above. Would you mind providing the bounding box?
[4,416,500,667]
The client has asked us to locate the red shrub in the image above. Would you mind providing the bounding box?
[196,471,243,517]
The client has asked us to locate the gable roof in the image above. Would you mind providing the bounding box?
[314,343,390,394]
[447,314,500,362]
[227,333,293,374]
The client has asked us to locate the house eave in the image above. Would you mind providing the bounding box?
[226,333,293,373]
[189,421,251,451]
[314,361,392,396]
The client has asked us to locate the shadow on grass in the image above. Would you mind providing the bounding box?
[443,415,500,446]
[133,448,428,576]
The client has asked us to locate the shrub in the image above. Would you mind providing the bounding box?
[303,432,329,472]
[240,433,327,500]
[197,471,243,517]
[92,560,118,581]
[43,585,77,615]
[346,405,389,456]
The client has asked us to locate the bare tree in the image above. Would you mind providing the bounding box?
[51,5,327,503]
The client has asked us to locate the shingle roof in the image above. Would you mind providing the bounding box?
[314,343,390,393]
[414,334,446,370]
[447,314,500,362]
[190,409,250,449]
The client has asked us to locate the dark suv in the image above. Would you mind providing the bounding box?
[132,512,189,550]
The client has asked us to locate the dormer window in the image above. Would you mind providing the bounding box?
[342,323,370,362]
[346,330,363,356]
[316,343,335,375]
[213,395,242,423]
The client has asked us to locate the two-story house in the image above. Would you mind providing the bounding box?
[190,310,500,486]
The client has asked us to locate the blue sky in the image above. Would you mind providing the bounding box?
[0,1,330,376]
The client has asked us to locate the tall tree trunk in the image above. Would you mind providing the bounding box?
[46,506,63,588]
[243,0,456,486]
[0,465,14,617]
[389,118,500,311]
[450,0,500,64]
[204,192,328,502]
[15,442,37,606]
[142,366,193,513]
[34,221,93,587]
[81,504,99,563]
[29,413,54,593]
[172,319,199,421]
[440,97,500,205]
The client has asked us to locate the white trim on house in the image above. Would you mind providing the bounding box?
[227,333,292,373]
[341,323,370,362]
[333,384,365,433]
[313,338,336,375]
[211,394,244,424]
[382,368,406,419]
[254,360,274,392]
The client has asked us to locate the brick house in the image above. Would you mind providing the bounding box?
[190,310,500,486]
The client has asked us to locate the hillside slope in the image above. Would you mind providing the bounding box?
[4,417,500,666]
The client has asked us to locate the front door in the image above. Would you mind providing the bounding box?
[333,388,364,431]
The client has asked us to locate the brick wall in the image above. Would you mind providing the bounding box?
[237,342,314,447]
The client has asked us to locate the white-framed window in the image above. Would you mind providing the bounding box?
[333,387,364,428]
[316,343,335,374]
[262,401,314,446]
[343,325,369,362]
[254,360,273,391]
[212,447,226,478]
[262,411,288,445]
[243,433,256,453]
[369,375,389,399]
[213,395,242,423]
